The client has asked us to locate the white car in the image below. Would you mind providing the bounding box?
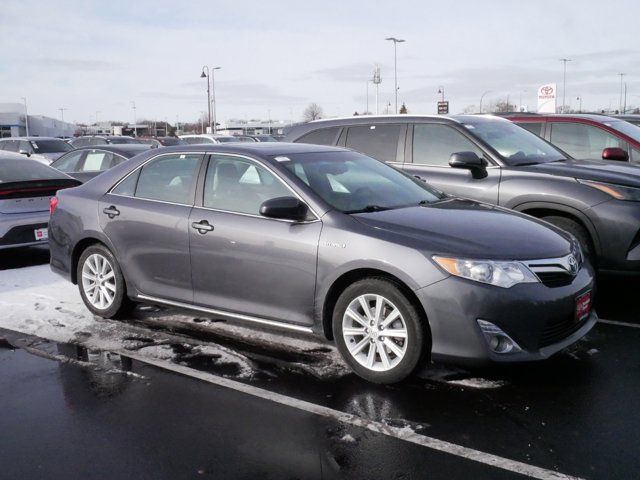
[0,137,74,165]
[178,134,239,144]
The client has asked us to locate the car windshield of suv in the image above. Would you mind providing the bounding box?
[607,120,640,143]
[462,120,567,165]
[108,137,137,144]
[29,139,73,153]
[277,151,444,213]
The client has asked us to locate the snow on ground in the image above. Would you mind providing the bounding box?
[0,264,348,380]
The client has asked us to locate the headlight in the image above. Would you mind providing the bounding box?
[578,179,640,201]
[433,256,539,288]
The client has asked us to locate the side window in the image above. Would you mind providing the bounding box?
[412,124,483,166]
[518,122,544,137]
[345,124,401,163]
[4,141,19,152]
[550,122,624,159]
[112,170,139,196]
[203,155,291,215]
[134,154,202,204]
[81,151,115,171]
[109,154,128,168]
[52,150,85,172]
[295,127,340,146]
[631,147,640,164]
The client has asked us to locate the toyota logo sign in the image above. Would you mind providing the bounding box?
[541,86,554,96]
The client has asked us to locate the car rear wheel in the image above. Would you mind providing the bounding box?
[333,278,426,384]
[542,216,595,266]
[77,244,132,318]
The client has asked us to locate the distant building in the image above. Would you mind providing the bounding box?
[217,119,291,136]
[0,103,77,138]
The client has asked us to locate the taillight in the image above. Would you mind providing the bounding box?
[50,196,58,214]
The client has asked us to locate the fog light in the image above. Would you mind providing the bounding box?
[477,320,522,354]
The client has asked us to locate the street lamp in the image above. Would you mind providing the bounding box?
[211,66,221,134]
[385,37,405,114]
[200,66,212,133]
[576,95,583,113]
[21,97,29,136]
[131,101,137,137]
[619,73,626,113]
[479,91,491,113]
[560,58,572,113]
[58,107,67,122]
[438,86,445,102]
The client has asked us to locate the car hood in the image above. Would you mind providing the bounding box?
[520,159,640,188]
[352,199,570,260]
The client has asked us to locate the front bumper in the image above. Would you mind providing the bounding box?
[587,199,640,275]
[415,264,596,366]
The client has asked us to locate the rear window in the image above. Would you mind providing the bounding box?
[517,122,544,137]
[1,159,65,183]
[29,139,73,153]
[295,127,340,146]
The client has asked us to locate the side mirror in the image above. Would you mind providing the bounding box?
[449,151,488,179]
[602,147,629,162]
[18,149,31,157]
[259,196,309,222]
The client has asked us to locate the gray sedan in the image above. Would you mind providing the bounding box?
[48,143,596,383]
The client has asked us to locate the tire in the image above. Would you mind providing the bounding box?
[332,277,427,384]
[77,244,133,319]
[542,216,595,265]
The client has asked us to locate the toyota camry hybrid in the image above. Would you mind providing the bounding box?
[48,143,596,383]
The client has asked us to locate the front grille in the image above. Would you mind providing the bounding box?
[535,271,574,287]
[539,315,588,347]
[0,223,48,246]
[526,253,580,288]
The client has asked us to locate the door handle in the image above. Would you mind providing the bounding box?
[103,206,120,218]
[191,220,214,234]
[413,175,426,182]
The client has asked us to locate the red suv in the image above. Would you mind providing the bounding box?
[507,114,640,163]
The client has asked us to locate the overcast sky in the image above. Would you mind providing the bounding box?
[1,0,638,124]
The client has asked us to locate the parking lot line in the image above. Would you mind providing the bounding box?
[123,350,584,480]
[598,319,640,329]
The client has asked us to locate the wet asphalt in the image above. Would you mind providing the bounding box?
[1,247,639,479]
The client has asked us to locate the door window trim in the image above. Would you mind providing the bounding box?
[194,152,320,223]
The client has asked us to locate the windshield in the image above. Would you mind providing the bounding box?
[30,139,73,153]
[463,120,567,165]
[277,151,444,213]
[607,120,640,143]
[108,137,137,144]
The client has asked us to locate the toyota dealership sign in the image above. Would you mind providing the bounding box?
[537,83,557,113]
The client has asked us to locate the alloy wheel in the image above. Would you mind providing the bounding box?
[81,253,117,310]
[342,294,408,372]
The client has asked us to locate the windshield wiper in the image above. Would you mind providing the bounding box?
[345,205,391,214]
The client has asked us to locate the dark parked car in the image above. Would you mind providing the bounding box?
[156,136,187,147]
[69,136,140,148]
[49,143,595,383]
[0,137,74,164]
[285,115,640,275]
[50,145,151,182]
[1,152,80,249]
[507,114,640,163]
[613,114,640,127]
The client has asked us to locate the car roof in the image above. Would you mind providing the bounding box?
[0,151,31,161]
[149,142,346,157]
[67,144,151,157]
[507,113,622,123]
[0,136,65,141]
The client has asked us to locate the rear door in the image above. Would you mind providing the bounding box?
[99,152,203,303]
[402,123,500,204]
[342,123,406,168]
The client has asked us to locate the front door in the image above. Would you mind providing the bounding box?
[189,154,322,326]
[402,123,501,205]
[99,152,203,302]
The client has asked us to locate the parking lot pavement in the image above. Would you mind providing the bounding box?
[1,249,640,479]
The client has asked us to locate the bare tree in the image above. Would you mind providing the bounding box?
[303,103,324,122]
[399,103,408,114]
[493,100,517,113]
[461,104,477,114]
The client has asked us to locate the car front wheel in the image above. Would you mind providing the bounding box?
[77,244,132,318]
[333,278,427,384]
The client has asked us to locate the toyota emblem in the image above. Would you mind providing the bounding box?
[568,255,578,275]
[541,86,554,95]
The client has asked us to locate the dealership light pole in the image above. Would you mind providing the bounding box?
[619,73,625,113]
[211,66,221,133]
[21,97,29,136]
[58,107,67,122]
[373,64,381,115]
[200,66,212,133]
[479,91,491,113]
[560,58,572,113]
[131,101,137,137]
[385,37,405,114]
[576,95,583,113]
[438,86,445,102]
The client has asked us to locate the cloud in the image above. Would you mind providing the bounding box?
[33,58,119,71]
[312,62,387,82]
